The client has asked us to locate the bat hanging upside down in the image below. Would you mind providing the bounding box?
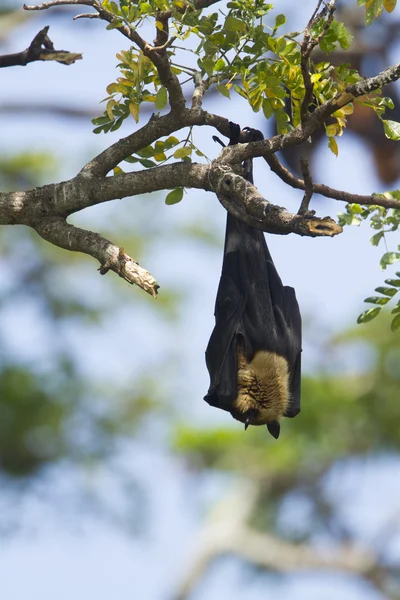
[204,124,302,439]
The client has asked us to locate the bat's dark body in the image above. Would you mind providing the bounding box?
[204,126,301,438]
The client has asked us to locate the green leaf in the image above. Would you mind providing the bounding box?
[92,115,112,126]
[198,57,215,77]
[370,231,384,246]
[385,279,400,287]
[225,16,246,33]
[139,2,153,13]
[155,87,168,110]
[357,307,382,323]
[274,14,286,28]
[110,116,124,131]
[392,303,400,315]
[364,296,390,305]
[165,187,184,205]
[233,84,248,100]
[335,22,353,50]
[382,119,400,140]
[375,286,398,297]
[216,84,230,98]
[391,313,400,331]
[214,59,226,72]
[109,1,120,15]
[136,146,155,158]
[106,19,124,30]
[380,252,400,269]
[366,0,384,25]
[138,158,157,168]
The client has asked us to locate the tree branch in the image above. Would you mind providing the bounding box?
[0,162,342,238]
[34,218,159,297]
[264,152,400,209]
[0,26,82,68]
[24,0,186,112]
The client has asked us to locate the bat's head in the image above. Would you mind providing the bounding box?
[232,407,281,439]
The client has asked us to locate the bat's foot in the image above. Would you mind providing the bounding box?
[306,217,343,237]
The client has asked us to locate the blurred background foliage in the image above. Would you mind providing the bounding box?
[1,1,400,599]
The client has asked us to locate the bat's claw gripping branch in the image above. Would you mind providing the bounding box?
[305,217,343,237]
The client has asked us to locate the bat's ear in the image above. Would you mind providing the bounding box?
[267,421,280,439]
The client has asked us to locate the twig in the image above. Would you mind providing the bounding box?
[191,73,208,110]
[73,12,99,19]
[298,157,314,214]
[24,0,186,111]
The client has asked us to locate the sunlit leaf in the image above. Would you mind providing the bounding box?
[382,119,400,140]
[328,137,339,156]
[216,84,230,98]
[174,147,192,159]
[129,103,139,123]
[384,0,397,12]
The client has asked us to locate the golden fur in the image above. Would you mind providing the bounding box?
[234,346,290,425]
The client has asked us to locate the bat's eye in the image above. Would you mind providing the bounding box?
[244,409,258,430]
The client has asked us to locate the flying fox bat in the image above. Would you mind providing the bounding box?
[204,123,301,439]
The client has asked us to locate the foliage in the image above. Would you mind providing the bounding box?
[338,202,400,330]
[85,0,400,327]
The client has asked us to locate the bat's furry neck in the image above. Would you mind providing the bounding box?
[234,346,290,426]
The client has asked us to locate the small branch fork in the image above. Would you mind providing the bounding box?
[1,0,400,296]
[0,26,82,68]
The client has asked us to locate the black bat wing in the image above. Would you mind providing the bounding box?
[205,214,301,417]
[204,271,246,411]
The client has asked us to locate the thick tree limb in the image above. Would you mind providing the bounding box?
[0,26,82,68]
[209,165,341,236]
[0,164,341,238]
